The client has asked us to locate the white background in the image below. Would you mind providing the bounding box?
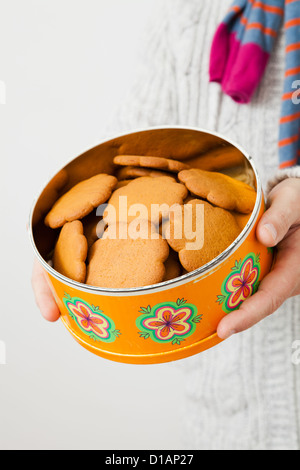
[0,0,187,450]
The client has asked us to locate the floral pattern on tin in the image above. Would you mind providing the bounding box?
[136,298,201,346]
[217,253,261,314]
[63,294,120,343]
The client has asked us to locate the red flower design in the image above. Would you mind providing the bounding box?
[220,254,261,313]
[147,309,188,338]
[75,304,105,336]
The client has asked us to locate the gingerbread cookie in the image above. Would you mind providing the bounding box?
[116,129,224,161]
[105,176,188,225]
[178,169,256,214]
[163,249,182,281]
[166,199,241,272]
[45,174,118,229]
[82,211,106,248]
[231,211,252,231]
[86,222,169,288]
[114,155,189,173]
[33,169,69,226]
[221,165,256,189]
[115,179,132,189]
[53,220,88,283]
[185,145,245,171]
[116,166,174,181]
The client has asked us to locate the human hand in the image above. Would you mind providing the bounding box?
[32,179,300,329]
[217,178,300,339]
[32,259,60,322]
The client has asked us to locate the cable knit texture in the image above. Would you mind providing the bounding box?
[105,0,300,450]
[267,167,300,194]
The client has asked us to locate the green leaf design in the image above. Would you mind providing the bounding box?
[231,259,242,272]
[256,253,261,263]
[176,298,187,306]
[139,305,152,315]
[139,308,148,314]
[253,281,261,294]
[192,314,203,323]
[113,330,121,338]
[92,305,103,314]
[216,295,226,305]
[172,337,185,346]
[89,333,99,342]
[64,292,72,300]
[138,332,150,340]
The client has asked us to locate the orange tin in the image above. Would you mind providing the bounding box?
[29,127,274,364]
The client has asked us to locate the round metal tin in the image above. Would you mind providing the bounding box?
[29,127,274,364]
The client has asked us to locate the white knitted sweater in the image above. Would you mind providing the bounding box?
[108,0,300,450]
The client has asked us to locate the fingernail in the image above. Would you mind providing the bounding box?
[263,223,277,242]
[219,329,236,340]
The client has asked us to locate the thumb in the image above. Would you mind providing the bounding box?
[257,180,300,247]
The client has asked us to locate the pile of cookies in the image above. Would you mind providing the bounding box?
[44,153,257,288]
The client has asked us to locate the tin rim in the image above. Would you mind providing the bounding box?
[28,125,263,297]
[61,314,223,364]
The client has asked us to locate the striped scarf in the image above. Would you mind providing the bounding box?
[209,0,300,169]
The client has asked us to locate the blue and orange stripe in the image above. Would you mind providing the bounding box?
[215,0,300,168]
[279,0,300,167]
[229,1,284,53]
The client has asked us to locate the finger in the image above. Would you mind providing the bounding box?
[32,260,60,322]
[217,239,299,339]
[257,179,300,247]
